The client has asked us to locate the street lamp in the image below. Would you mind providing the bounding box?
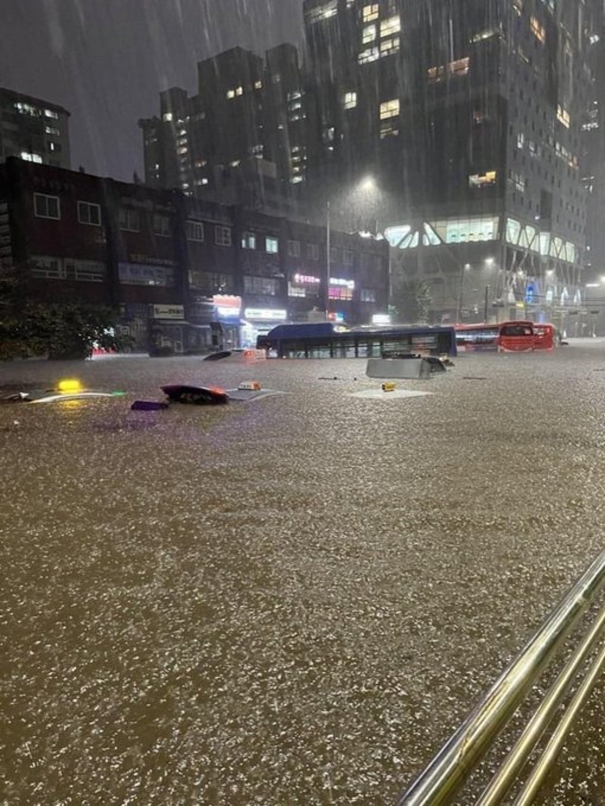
[326,176,381,320]
[326,200,331,320]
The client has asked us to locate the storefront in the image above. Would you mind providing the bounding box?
[242,306,288,346]
[213,295,243,350]
[149,304,187,355]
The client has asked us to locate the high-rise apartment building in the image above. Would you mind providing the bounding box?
[303,0,603,327]
[0,88,70,169]
[140,44,310,215]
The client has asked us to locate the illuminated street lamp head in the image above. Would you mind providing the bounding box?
[485,257,495,267]
[359,176,377,192]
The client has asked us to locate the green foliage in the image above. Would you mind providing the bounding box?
[0,300,134,361]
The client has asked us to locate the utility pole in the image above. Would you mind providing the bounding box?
[484,284,490,322]
[326,200,331,321]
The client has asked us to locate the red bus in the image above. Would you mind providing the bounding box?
[455,321,535,353]
[532,323,556,350]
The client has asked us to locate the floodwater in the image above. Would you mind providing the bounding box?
[1,342,605,805]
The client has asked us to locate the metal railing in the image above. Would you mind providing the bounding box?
[396,548,605,805]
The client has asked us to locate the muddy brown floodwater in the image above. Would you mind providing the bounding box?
[1,343,604,804]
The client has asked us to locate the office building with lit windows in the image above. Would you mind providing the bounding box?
[303,0,603,327]
[0,87,70,169]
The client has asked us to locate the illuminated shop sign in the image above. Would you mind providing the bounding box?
[293,273,321,284]
[330,277,355,289]
[244,308,288,320]
[372,314,391,325]
[213,294,242,317]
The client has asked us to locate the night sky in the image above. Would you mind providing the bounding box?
[1,0,304,181]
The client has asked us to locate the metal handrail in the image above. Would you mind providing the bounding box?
[396,547,605,805]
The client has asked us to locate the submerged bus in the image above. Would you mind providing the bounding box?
[257,323,457,359]
[455,321,537,353]
[532,323,556,350]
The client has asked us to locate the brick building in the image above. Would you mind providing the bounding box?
[0,157,389,353]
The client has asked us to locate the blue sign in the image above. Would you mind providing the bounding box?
[525,283,536,305]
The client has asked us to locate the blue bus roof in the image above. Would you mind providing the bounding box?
[264,323,346,340]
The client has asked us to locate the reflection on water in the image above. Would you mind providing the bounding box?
[2,348,605,804]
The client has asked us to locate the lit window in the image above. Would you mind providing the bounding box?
[380,37,400,55]
[77,201,101,226]
[469,171,497,188]
[512,0,523,15]
[34,193,60,220]
[344,91,358,109]
[450,57,470,76]
[44,109,59,119]
[517,132,525,148]
[380,16,400,37]
[45,126,60,136]
[15,102,39,117]
[266,236,279,254]
[428,65,445,82]
[471,28,499,43]
[557,105,570,128]
[242,231,256,250]
[530,16,546,43]
[227,89,236,99]
[362,24,377,44]
[162,112,173,122]
[358,47,379,64]
[380,99,400,119]
[363,4,379,22]
[235,86,243,96]
[186,220,204,242]
[20,151,43,163]
[255,80,263,90]
[427,57,470,82]
[306,0,338,24]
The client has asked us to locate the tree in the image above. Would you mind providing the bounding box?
[1,300,134,360]
[390,273,433,324]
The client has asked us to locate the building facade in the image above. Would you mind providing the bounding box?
[0,157,389,353]
[302,0,603,332]
[139,44,312,216]
[0,88,70,170]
